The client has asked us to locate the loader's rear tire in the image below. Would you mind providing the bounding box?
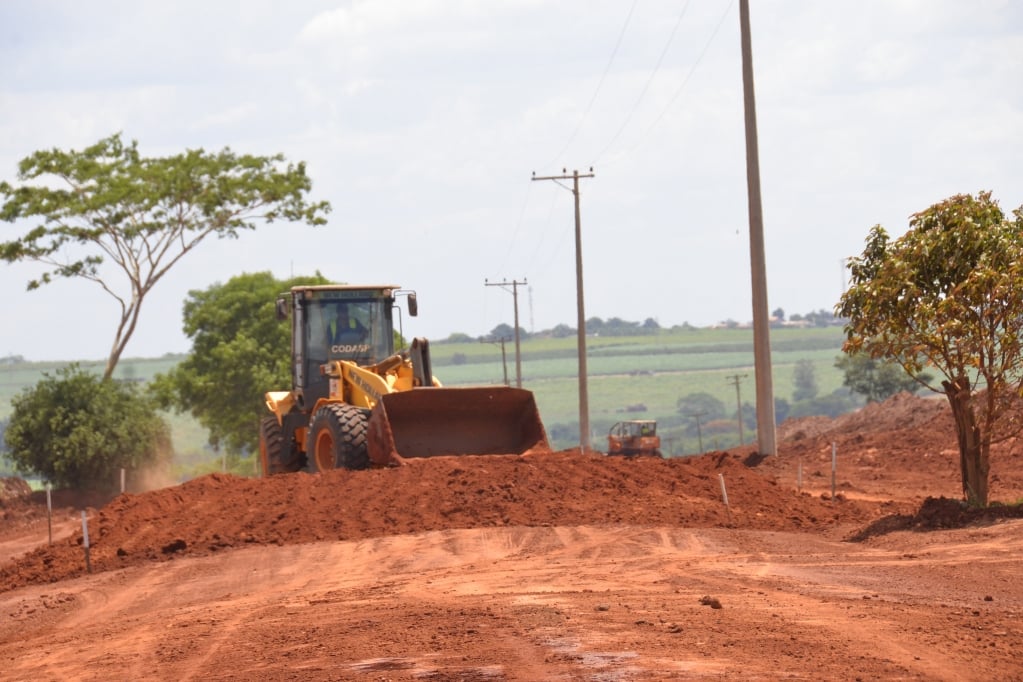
[306,403,369,472]
[259,416,304,476]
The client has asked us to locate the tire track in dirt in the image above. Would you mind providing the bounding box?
[2,523,1022,680]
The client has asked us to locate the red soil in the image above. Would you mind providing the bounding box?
[2,392,1022,680]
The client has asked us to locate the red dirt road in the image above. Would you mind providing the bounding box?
[2,393,1023,681]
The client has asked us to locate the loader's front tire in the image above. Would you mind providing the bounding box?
[259,416,304,476]
[306,403,369,472]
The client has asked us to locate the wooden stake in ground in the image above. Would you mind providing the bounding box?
[46,483,52,546]
[718,474,734,524]
[81,511,91,574]
[831,442,837,501]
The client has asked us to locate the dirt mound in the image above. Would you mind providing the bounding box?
[0,477,32,504]
[766,392,1023,504]
[4,392,1023,594]
[849,496,1023,540]
[778,391,948,442]
[1,478,41,531]
[0,449,885,593]
[1,479,115,538]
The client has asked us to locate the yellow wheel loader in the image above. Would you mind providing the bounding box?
[259,284,549,475]
[607,420,662,458]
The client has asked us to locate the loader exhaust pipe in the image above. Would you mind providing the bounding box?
[366,386,550,466]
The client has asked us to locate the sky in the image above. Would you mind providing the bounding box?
[1,0,1021,362]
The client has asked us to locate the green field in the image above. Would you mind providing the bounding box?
[431,326,851,453]
[0,325,854,475]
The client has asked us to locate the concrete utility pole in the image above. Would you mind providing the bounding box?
[727,374,747,445]
[739,0,777,455]
[485,279,526,388]
[531,168,595,451]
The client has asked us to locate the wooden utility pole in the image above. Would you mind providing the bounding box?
[485,279,526,388]
[531,168,595,451]
[726,374,747,445]
[688,411,707,454]
[739,0,777,455]
[480,336,510,386]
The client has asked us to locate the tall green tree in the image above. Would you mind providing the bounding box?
[837,191,1023,506]
[150,271,329,460]
[0,133,331,379]
[676,392,726,435]
[792,359,819,402]
[488,323,528,341]
[0,417,9,465]
[834,351,929,403]
[3,365,170,490]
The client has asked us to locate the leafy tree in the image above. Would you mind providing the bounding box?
[804,309,841,327]
[837,191,1023,506]
[676,392,726,435]
[603,317,640,336]
[549,324,575,338]
[772,307,785,321]
[150,271,329,460]
[0,133,331,380]
[792,359,819,402]
[774,397,790,425]
[834,351,929,403]
[676,392,726,420]
[546,421,579,450]
[487,323,528,341]
[3,365,170,490]
[788,389,862,419]
[738,402,757,435]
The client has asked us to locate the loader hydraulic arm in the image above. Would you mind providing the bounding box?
[321,360,393,410]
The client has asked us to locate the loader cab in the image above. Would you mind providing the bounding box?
[607,420,661,457]
[285,285,401,409]
[610,421,656,439]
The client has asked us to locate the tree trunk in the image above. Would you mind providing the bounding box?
[942,378,990,506]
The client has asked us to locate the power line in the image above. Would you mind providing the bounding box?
[521,2,731,285]
[525,183,565,275]
[590,0,693,167]
[610,0,736,167]
[542,0,640,171]
[496,179,536,276]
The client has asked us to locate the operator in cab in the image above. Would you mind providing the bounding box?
[330,303,369,345]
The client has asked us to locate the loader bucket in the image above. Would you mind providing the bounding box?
[366,386,550,466]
